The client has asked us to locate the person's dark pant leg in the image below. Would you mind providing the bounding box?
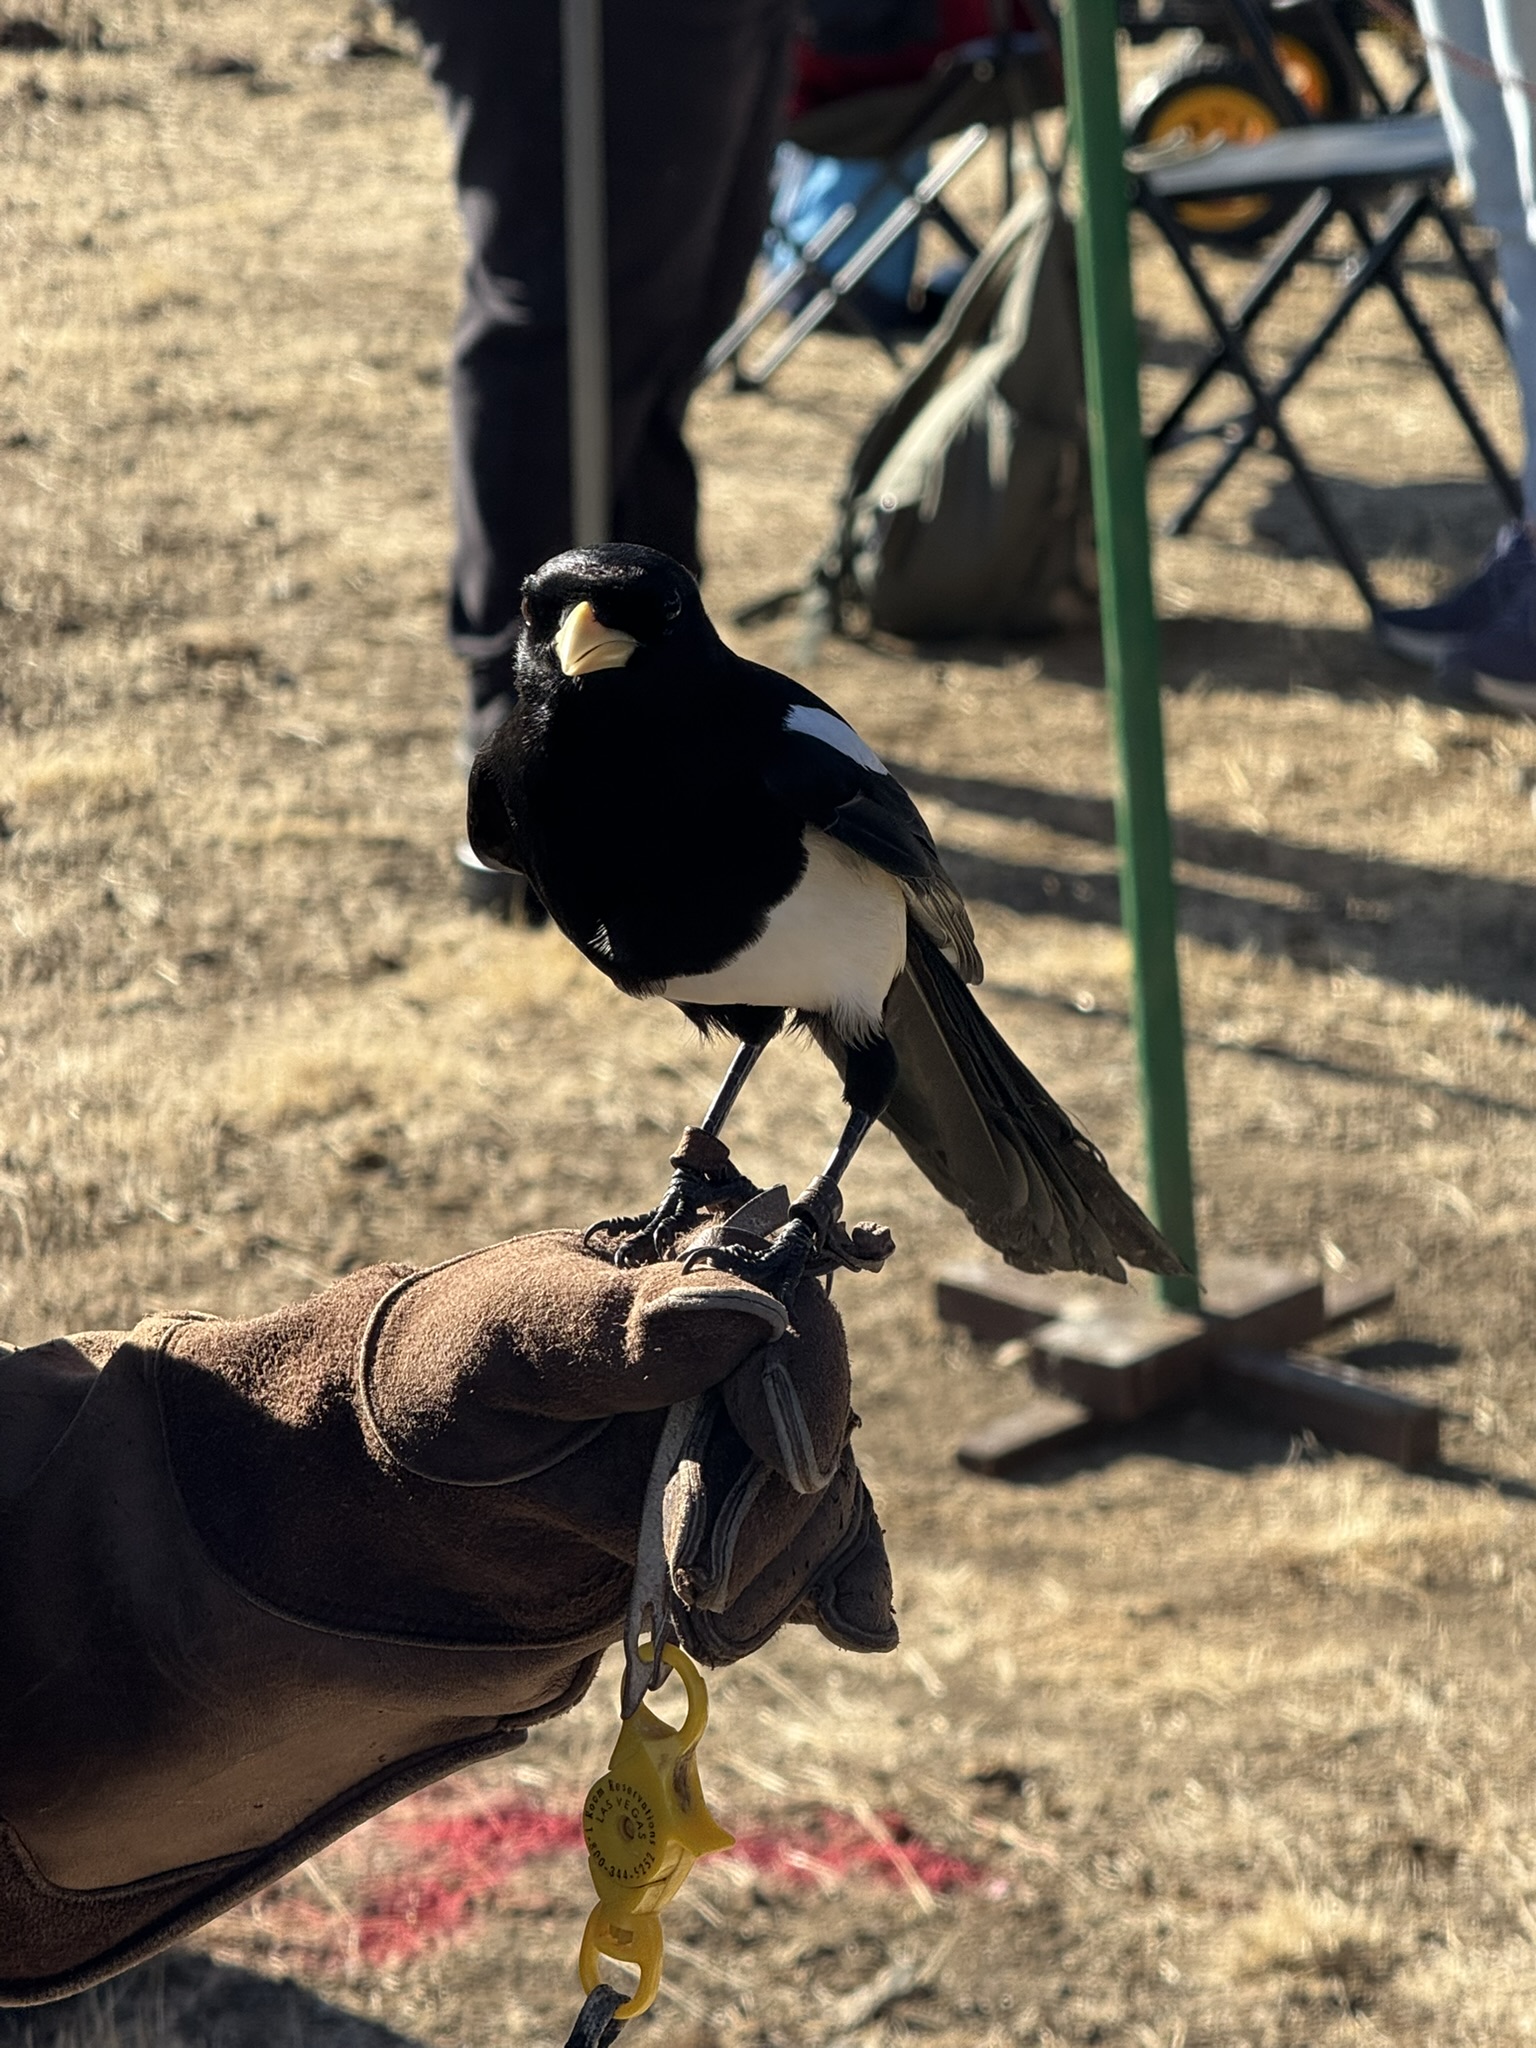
[397,0,565,675]
[603,0,795,569]
[397,0,793,683]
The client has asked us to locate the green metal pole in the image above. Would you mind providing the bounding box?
[1058,0,1199,1304]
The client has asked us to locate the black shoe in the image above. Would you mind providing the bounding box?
[1458,579,1536,716]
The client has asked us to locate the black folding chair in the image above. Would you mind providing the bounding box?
[704,25,1059,391]
[1136,111,1522,614]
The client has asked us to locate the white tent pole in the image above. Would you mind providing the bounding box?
[561,0,610,546]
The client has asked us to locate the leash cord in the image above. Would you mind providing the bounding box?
[561,1984,627,2048]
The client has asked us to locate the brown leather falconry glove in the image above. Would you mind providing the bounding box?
[0,1228,894,2007]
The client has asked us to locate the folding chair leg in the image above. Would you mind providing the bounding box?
[707,100,980,386]
[924,194,982,265]
[736,123,990,388]
[1166,395,1385,613]
[1252,416,1382,609]
[1165,424,1254,537]
[1171,371,1381,611]
[703,200,862,379]
[1343,198,1524,518]
[1430,192,1521,353]
[1223,0,1315,124]
[1147,191,1381,608]
[1165,189,1429,530]
[1148,188,1334,456]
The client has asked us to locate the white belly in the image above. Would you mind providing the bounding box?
[662,828,907,1040]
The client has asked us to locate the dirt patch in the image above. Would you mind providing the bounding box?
[5,7,1536,2046]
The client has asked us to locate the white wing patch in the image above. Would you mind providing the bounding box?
[782,703,888,776]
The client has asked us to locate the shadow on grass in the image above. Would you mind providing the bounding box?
[974,1398,1536,1505]
[890,758,1536,1014]
[0,1951,421,2048]
[865,603,1444,703]
[1039,609,1442,703]
[874,474,1510,697]
[1339,1337,1462,1370]
[987,974,1536,1123]
[1247,472,1513,574]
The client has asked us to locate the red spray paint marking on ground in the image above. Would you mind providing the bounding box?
[356,1807,585,1964]
[344,1799,992,1966]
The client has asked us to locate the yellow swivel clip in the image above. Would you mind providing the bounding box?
[579,1643,734,2019]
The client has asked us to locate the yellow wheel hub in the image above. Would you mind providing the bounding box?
[1144,80,1282,233]
[1274,34,1334,116]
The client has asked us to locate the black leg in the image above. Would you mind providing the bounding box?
[782,1107,876,1247]
[783,1033,897,1239]
[586,1014,784,1265]
[682,1034,898,1303]
[824,1105,877,1184]
[698,1037,768,1138]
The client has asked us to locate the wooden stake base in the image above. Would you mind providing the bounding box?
[943,1257,1438,1475]
[954,1395,1100,1478]
[1029,1303,1207,1422]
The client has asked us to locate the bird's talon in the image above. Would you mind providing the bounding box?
[582,1213,645,1250]
[612,1234,663,1269]
[584,1155,755,1268]
[676,1214,820,1305]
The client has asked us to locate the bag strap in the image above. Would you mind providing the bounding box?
[841,184,1056,502]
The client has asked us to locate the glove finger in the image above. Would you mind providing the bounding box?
[658,1391,742,1609]
[673,1448,877,1665]
[792,1466,899,1655]
[664,1412,831,1615]
[358,1234,794,1484]
[626,1261,790,1400]
[722,1279,851,1494]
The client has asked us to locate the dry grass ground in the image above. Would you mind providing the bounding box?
[6,7,1536,2045]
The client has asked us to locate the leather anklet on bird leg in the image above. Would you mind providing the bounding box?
[681,1111,894,1303]
[584,1126,763,1265]
[585,1041,770,1264]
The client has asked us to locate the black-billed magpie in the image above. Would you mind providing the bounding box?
[468,544,1181,1289]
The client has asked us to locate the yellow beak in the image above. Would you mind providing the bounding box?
[555,601,639,677]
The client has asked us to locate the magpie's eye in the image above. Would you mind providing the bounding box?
[599,588,680,642]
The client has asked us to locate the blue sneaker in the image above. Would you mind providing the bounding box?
[1459,580,1536,714]
[1376,523,1535,666]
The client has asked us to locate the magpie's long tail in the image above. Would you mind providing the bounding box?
[827,920,1184,1282]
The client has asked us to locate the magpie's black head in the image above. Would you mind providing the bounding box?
[517,543,713,686]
